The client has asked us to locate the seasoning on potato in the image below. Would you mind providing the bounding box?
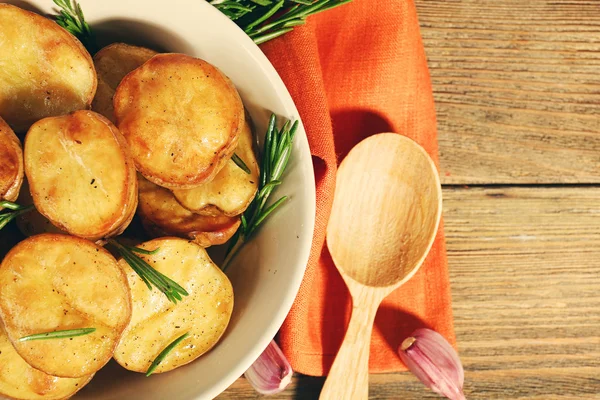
[137,175,240,247]
[0,324,93,400]
[114,238,234,374]
[92,43,158,123]
[24,110,138,241]
[113,53,244,189]
[0,234,132,378]
[0,4,97,133]
[172,121,259,217]
[0,116,23,206]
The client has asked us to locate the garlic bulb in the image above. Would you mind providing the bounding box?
[245,339,293,395]
[398,328,466,400]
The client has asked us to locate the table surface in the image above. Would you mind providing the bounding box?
[220,0,600,398]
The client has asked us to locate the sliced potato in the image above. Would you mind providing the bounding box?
[0,234,132,378]
[114,238,233,374]
[137,175,240,247]
[0,116,24,206]
[113,53,244,189]
[0,4,96,133]
[0,324,92,400]
[92,43,158,123]
[172,121,259,216]
[24,110,137,241]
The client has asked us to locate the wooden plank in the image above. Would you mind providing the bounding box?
[219,186,600,399]
[414,0,600,184]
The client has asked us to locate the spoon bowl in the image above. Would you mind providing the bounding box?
[320,133,442,400]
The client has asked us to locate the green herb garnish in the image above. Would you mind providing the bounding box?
[222,114,296,271]
[52,0,351,48]
[210,0,353,44]
[146,332,190,376]
[0,201,34,231]
[19,328,96,342]
[109,240,189,304]
[52,0,97,53]
[232,153,251,174]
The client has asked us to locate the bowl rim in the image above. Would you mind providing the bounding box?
[3,0,317,398]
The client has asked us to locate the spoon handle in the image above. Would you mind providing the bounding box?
[319,291,382,400]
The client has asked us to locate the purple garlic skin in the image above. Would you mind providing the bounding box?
[245,339,293,395]
[398,328,466,400]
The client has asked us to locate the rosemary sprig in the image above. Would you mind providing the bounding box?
[210,0,352,44]
[108,240,189,304]
[146,332,190,376]
[0,201,34,231]
[19,328,96,342]
[52,0,351,49]
[222,114,296,271]
[232,153,251,174]
[52,0,97,54]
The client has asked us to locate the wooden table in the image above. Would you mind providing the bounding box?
[221,0,600,398]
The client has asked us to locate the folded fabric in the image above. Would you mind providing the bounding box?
[261,0,455,376]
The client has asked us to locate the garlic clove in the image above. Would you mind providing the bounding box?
[245,339,293,395]
[398,328,466,400]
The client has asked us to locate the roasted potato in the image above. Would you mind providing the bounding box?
[172,121,259,217]
[0,116,24,206]
[137,175,240,247]
[114,238,233,374]
[0,4,96,133]
[92,43,158,123]
[0,234,132,378]
[24,110,137,241]
[0,324,93,400]
[113,53,244,189]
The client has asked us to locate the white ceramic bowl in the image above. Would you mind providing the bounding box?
[4,0,316,398]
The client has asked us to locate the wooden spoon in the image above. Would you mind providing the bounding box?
[319,133,442,400]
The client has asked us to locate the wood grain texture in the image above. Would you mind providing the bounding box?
[219,186,600,399]
[416,0,600,184]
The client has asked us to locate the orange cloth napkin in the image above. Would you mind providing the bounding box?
[261,0,455,376]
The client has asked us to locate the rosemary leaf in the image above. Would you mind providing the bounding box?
[19,328,96,342]
[248,196,288,235]
[0,202,34,231]
[245,0,284,32]
[52,0,97,53]
[146,332,190,376]
[130,246,161,255]
[0,201,22,211]
[232,153,251,174]
[109,240,189,303]
[253,27,294,45]
[222,114,295,271]
[249,0,273,6]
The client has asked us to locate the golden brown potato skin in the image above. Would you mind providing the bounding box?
[173,121,259,217]
[0,4,97,133]
[0,324,93,400]
[0,234,132,379]
[113,53,243,189]
[114,238,234,374]
[24,111,137,241]
[92,43,158,123]
[137,175,240,247]
[0,116,23,206]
